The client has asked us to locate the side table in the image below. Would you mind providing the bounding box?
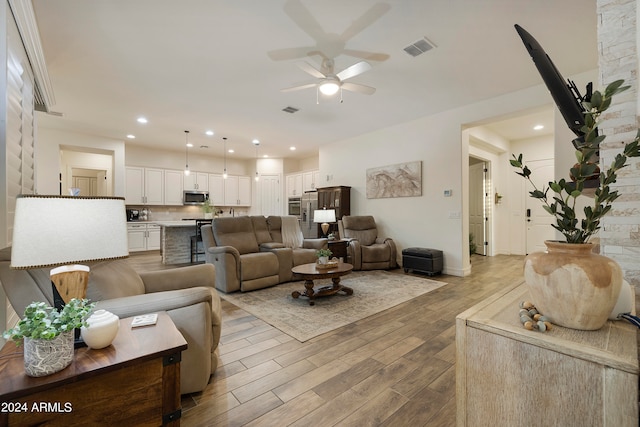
[456,282,638,426]
[328,239,348,262]
[0,311,187,427]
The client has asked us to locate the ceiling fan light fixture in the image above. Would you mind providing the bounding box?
[319,81,340,96]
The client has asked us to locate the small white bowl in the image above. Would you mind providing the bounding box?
[81,309,120,349]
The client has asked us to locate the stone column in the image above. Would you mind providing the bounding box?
[597,0,640,287]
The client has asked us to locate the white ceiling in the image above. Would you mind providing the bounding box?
[31,0,596,160]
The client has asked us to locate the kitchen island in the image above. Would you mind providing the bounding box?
[153,220,199,264]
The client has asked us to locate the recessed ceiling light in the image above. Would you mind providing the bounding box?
[290,146,296,151]
[137,117,148,124]
[126,134,136,139]
[205,130,214,136]
[533,124,544,130]
[186,143,194,148]
[263,154,268,158]
[228,149,234,153]
[252,139,260,145]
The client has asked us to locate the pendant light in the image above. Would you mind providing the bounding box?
[222,137,228,179]
[184,130,190,176]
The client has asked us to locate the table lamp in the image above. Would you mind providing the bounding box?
[10,195,129,311]
[314,209,336,237]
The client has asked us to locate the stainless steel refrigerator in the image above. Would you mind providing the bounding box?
[300,191,318,238]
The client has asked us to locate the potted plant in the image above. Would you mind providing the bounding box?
[510,80,640,330]
[202,198,214,219]
[3,298,95,377]
[316,248,333,265]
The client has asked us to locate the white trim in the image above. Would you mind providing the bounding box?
[8,0,55,109]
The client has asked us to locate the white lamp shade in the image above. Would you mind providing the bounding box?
[313,209,336,224]
[10,195,129,269]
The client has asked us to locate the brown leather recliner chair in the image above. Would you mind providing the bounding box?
[341,215,397,271]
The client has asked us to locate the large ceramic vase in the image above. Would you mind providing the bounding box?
[524,240,623,331]
[23,330,74,377]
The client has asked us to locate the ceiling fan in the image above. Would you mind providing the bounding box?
[268,0,390,63]
[281,58,376,99]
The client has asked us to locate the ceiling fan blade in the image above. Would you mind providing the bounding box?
[342,48,390,62]
[336,61,372,81]
[297,61,326,79]
[340,3,391,42]
[281,82,318,93]
[341,82,376,95]
[267,46,315,61]
[283,0,327,42]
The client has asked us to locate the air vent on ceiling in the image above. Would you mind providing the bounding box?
[403,37,435,57]
[282,106,299,114]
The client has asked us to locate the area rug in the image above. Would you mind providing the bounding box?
[219,270,447,342]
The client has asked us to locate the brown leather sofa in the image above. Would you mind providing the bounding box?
[0,248,221,395]
[201,215,327,293]
[341,215,397,271]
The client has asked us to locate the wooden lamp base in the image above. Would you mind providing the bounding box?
[50,265,90,306]
[50,265,91,348]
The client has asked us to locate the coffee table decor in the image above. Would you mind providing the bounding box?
[315,257,339,269]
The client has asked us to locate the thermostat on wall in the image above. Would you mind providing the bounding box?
[444,189,452,197]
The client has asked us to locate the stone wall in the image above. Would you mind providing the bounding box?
[597,0,640,287]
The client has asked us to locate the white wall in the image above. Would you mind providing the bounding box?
[125,144,251,175]
[320,70,596,276]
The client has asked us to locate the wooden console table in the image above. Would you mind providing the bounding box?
[0,311,187,426]
[456,282,639,426]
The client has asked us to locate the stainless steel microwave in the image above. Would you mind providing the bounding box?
[183,191,209,205]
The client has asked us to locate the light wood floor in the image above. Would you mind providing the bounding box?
[128,252,525,426]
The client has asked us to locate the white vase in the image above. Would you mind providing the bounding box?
[318,256,328,265]
[23,330,74,377]
[81,309,120,349]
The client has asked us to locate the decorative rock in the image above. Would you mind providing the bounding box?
[518,301,553,333]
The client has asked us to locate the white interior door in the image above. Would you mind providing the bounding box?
[469,161,486,255]
[260,174,281,216]
[525,159,555,254]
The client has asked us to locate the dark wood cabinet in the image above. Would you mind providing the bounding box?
[317,186,350,237]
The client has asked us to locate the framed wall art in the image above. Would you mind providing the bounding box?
[366,161,422,199]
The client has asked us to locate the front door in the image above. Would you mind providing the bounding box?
[525,159,555,254]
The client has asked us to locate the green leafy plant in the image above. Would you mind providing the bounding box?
[3,298,95,344]
[510,80,640,244]
[469,233,477,256]
[316,248,333,258]
[202,198,214,214]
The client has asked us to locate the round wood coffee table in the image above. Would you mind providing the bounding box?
[291,262,354,306]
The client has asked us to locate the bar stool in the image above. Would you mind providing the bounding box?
[191,219,212,263]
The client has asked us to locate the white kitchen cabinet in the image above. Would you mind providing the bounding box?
[286,173,303,197]
[302,170,319,192]
[183,172,209,191]
[146,224,161,250]
[224,175,251,206]
[164,169,184,206]
[208,174,224,206]
[238,176,251,205]
[144,168,164,205]
[125,167,144,205]
[127,223,161,252]
[125,166,164,205]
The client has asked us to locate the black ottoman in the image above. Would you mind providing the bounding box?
[402,247,443,276]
